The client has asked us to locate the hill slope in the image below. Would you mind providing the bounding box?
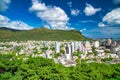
[0,27,89,41]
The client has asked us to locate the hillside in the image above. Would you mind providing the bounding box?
[0,27,89,41]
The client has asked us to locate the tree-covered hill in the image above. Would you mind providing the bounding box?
[0,27,89,41]
[0,53,120,80]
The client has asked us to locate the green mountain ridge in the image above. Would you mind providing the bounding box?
[0,27,89,41]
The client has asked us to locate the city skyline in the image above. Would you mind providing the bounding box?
[0,0,120,38]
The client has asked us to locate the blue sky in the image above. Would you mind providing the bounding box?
[0,0,120,38]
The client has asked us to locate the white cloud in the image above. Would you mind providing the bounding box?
[9,21,33,30]
[80,28,87,32]
[29,0,70,30]
[67,1,72,8]
[0,15,10,27]
[95,8,120,38]
[79,20,95,23]
[0,0,11,11]
[0,15,33,30]
[29,0,47,12]
[113,0,120,4]
[98,22,106,27]
[44,25,50,29]
[71,9,80,16]
[103,8,120,25]
[84,3,101,16]
[68,2,80,16]
[0,15,10,22]
[66,27,75,30]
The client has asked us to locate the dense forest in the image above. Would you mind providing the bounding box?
[0,53,120,80]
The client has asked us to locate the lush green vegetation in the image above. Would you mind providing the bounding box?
[0,27,89,41]
[0,53,120,80]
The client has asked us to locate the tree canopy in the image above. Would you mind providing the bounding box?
[0,53,120,80]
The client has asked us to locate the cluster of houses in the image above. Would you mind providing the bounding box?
[0,39,120,67]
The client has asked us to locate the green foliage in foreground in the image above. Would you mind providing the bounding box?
[0,54,120,80]
[0,28,89,41]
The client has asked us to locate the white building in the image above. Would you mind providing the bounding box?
[71,42,75,53]
[65,44,72,60]
[107,39,112,45]
[85,41,91,49]
[55,42,60,53]
[94,41,100,48]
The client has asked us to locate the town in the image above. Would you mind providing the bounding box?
[0,39,120,67]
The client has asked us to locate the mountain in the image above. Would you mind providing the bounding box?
[0,27,21,32]
[0,27,90,41]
